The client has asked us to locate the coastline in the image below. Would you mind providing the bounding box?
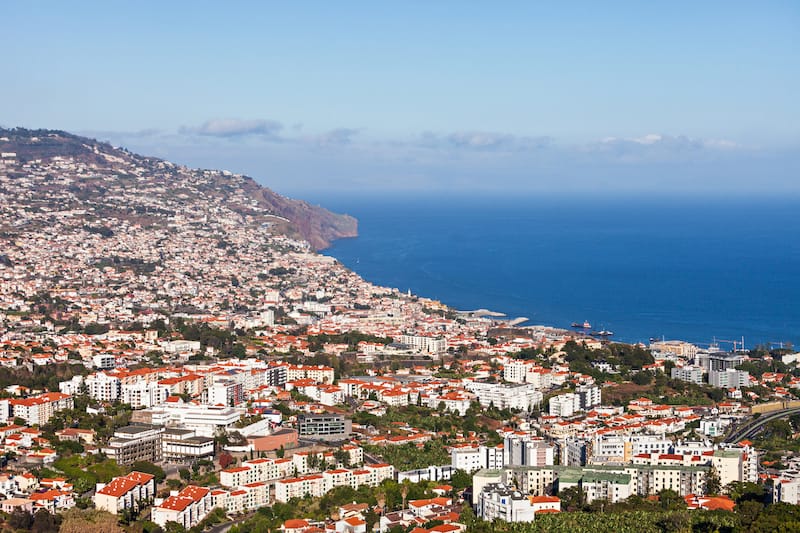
[319,196,800,348]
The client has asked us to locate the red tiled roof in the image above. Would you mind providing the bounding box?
[97,477,138,498]
[158,495,193,511]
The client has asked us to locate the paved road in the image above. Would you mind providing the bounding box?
[364,451,383,465]
[724,407,800,443]
[208,521,235,533]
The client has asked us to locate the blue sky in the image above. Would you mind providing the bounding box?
[2,1,798,195]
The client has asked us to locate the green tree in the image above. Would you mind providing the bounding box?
[737,500,765,529]
[559,486,587,511]
[705,466,721,495]
[9,508,33,530]
[131,460,167,483]
[450,469,472,491]
[333,449,351,467]
[658,488,683,511]
[657,511,691,533]
[164,521,187,533]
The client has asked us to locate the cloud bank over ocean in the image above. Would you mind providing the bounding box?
[81,119,798,197]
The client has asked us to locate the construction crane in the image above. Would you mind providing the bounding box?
[711,336,746,352]
[767,341,794,350]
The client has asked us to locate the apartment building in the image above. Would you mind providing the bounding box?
[711,447,758,485]
[671,366,704,385]
[94,471,156,515]
[591,434,672,464]
[451,444,505,473]
[297,413,352,442]
[274,463,394,503]
[286,364,335,384]
[708,369,750,389]
[152,485,212,530]
[86,372,121,401]
[477,483,536,523]
[120,381,170,409]
[464,382,543,411]
[398,335,446,355]
[103,425,164,465]
[505,434,555,467]
[549,393,580,418]
[10,392,73,426]
[494,464,709,502]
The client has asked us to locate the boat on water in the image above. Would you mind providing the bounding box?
[571,321,592,329]
[594,330,614,337]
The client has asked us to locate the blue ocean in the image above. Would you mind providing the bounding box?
[316,194,800,349]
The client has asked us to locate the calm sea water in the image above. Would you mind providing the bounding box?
[316,194,800,349]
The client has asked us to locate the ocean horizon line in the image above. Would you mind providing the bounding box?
[294,189,800,209]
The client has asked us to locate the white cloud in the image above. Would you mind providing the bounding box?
[598,133,742,151]
[417,130,552,152]
[181,118,284,138]
[309,128,360,146]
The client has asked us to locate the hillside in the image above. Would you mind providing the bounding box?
[0,127,357,249]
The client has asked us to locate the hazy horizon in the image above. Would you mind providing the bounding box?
[2,2,798,196]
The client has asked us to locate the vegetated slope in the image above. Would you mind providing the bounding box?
[0,127,357,249]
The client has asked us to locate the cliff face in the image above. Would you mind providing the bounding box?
[0,128,357,249]
[241,179,357,250]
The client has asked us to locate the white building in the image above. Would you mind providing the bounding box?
[671,366,704,384]
[274,463,394,503]
[464,382,543,411]
[121,381,170,409]
[549,393,580,418]
[774,475,800,505]
[576,385,601,409]
[92,354,116,370]
[86,372,121,402]
[160,340,202,354]
[136,402,245,438]
[451,444,505,473]
[10,392,73,426]
[59,376,84,396]
[711,446,758,485]
[152,485,212,530]
[591,435,672,464]
[477,483,536,523]
[94,471,156,515]
[699,419,729,438]
[708,369,749,389]
[505,434,554,467]
[398,334,446,355]
[423,391,472,415]
[206,380,244,407]
[503,360,531,384]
